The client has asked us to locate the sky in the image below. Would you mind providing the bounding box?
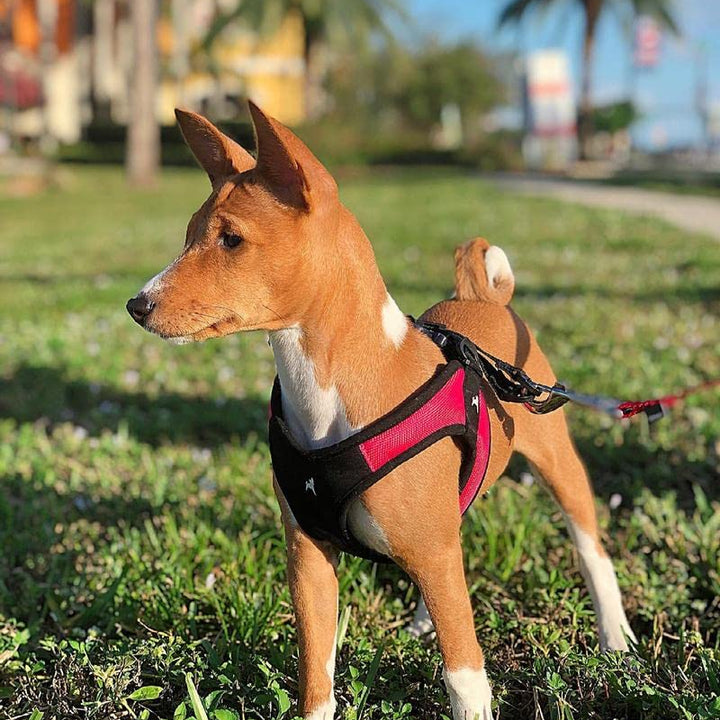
[406,0,720,149]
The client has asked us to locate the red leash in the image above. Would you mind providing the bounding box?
[617,379,720,421]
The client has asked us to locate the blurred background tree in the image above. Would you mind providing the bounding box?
[399,42,503,137]
[322,39,505,161]
[3,0,705,182]
[592,100,637,134]
[498,0,679,158]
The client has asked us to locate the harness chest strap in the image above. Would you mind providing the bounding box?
[269,359,491,561]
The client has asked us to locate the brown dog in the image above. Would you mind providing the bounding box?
[127,102,634,720]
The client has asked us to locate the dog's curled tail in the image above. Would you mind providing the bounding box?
[454,237,515,305]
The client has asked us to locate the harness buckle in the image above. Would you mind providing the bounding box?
[417,321,450,349]
[524,391,570,414]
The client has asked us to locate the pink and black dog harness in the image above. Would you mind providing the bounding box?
[269,323,492,561]
[270,313,717,559]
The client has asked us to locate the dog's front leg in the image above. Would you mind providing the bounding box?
[277,484,339,720]
[411,541,493,720]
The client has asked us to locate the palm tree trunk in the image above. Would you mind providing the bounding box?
[303,24,327,120]
[37,0,58,153]
[126,0,160,187]
[92,0,115,121]
[578,0,601,160]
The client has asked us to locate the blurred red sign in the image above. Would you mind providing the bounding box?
[0,54,42,109]
[635,17,661,68]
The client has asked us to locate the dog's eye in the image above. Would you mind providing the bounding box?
[221,232,243,248]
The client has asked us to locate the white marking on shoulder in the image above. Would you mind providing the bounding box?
[269,326,356,449]
[484,246,513,289]
[566,519,636,651]
[381,293,408,349]
[305,698,336,720]
[443,667,493,720]
[347,500,390,556]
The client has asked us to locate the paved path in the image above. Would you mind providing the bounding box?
[490,175,720,241]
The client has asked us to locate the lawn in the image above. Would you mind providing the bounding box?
[0,165,719,720]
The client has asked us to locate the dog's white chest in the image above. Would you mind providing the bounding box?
[268,326,390,556]
[269,327,354,449]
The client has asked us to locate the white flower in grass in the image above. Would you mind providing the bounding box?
[609,493,622,510]
[192,448,212,464]
[73,426,88,440]
[123,369,140,387]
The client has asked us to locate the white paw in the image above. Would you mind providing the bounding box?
[600,619,637,653]
[443,666,493,720]
[305,698,336,720]
[567,522,636,655]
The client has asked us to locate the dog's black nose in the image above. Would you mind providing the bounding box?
[126,294,155,324]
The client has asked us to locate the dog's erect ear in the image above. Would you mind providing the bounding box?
[175,109,255,188]
[248,100,337,210]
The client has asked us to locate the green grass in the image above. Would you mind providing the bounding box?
[1,165,719,720]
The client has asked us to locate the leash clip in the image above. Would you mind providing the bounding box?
[524,389,570,414]
[415,320,677,422]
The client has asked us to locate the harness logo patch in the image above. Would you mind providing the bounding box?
[472,395,479,412]
[305,477,317,496]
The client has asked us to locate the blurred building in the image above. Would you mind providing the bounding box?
[156,1,305,125]
[0,0,305,147]
[0,0,83,143]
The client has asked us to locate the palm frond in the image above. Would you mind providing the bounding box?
[203,0,408,54]
[497,0,561,29]
[629,0,681,35]
[201,0,290,52]
[497,0,536,27]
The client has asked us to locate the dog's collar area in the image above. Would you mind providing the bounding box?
[269,352,492,561]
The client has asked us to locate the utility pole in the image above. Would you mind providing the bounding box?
[171,0,190,107]
[695,43,709,158]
